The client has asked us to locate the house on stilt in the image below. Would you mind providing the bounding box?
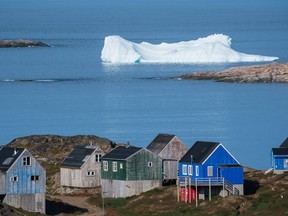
[177,141,243,205]
[271,137,288,174]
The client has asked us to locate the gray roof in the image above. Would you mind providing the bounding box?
[146,133,175,155]
[101,146,142,160]
[61,145,99,168]
[0,147,25,172]
[179,141,219,164]
[272,148,288,156]
[280,138,288,148]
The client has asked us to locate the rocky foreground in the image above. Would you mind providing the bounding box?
[180,63,288,83]
[0,39,48,48]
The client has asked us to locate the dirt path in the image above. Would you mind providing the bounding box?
[50,195,103,216]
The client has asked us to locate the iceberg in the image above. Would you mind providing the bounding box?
[101,34,278,63]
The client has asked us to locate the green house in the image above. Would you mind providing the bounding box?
[101,146,162,198]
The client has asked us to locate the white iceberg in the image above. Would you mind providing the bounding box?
[101,34,278,63]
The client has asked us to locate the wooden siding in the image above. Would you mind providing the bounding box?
[179,145,242,183]
[61,153,101,188]
[158,136,188,160]
[101,149,162,197]
[6,150,46,195]
[220,166,244,184]
[272,156,288,170]
[101,149,162,181]
[101,179,162,198]
[0,172,5,194]
[101,160,126,180]
[4,193,45,214]
[127,149,162,181]
[163,160,178,180]
[202,145,239,178]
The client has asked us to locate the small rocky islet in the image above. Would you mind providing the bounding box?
[180,62,288,83]
[0,39,48,48]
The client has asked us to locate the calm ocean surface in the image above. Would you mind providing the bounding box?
[0,0,288,169]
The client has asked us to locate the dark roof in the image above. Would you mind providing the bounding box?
[101,146,142,160]
[179,141,219,164]
[0,147,25,172]
[280,138,288,148]
[272,148,288,156]
[61,145,99,168]
[146,133,175,155]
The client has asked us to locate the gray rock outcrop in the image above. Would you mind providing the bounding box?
[180,63,288,83]
[0,39,48,48]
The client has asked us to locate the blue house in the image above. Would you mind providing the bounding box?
[271,137,288,174]
[0,147,46,214]
[178,141,243,203]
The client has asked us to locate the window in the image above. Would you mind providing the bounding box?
[22,156,31,166]
[113,162,117,172]
[207,166,213,177]
[188,165,193,176]
[95,154,102,162]
[120,163,123,169]
[10,176,18,182]
[31,175,40,181]
[195,166,199,176]
[182,164,187,175]
[87,171,95,176]
[284,159,288,169]
[103,161,108,171]
[148,162,153,167]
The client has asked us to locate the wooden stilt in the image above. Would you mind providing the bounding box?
[177,177,179,202]
[196,178,198,207]
[209,178,211,201]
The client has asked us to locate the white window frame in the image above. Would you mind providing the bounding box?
[284,159,288,169]
[148,162,153,167]
[10,176,18,182]
[112,162,117,172]
[195,166,199,176]
[22,156,31,166]
[182,164,187,175]
[120,163,123,169]
[188,165,193,176]
[103,161,108,171]
[207,166,213,177]
[95,154,102,163]
[31,175,40,181]
[87,171,95,176]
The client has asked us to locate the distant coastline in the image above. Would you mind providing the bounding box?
[180,62,288,83]
[0,39,48,48]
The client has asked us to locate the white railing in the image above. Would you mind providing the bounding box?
[223,178,239,195]
[178,176,239,196]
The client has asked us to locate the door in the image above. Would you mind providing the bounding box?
[217,168,221,178]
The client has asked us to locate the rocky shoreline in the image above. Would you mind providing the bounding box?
[0,39,48,48]
[180,62,288,83]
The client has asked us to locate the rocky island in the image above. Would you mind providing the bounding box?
[0,39,48,48]
[180,63,288,83]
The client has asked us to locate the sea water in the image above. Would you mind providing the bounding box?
[0,0,288,169]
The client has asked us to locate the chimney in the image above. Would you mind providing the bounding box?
[13,147,17,156]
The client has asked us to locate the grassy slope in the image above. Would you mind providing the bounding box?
[88,170,288,216]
